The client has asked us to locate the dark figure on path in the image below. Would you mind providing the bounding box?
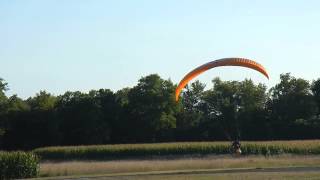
[231,140,241,155]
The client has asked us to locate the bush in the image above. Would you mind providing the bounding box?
[0,151,39,179]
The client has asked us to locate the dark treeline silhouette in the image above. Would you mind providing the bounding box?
[1,73,320,150]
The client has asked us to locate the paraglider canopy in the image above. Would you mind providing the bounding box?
[175,58,269,101]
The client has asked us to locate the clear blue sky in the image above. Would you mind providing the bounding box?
[1,0,320,98]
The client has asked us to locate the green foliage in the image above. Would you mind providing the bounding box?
[1,74,320,150]
[268,73,319,139]
[0,78,9,149]
[126,74,178,141]
[0,78,8,99]
[27,91,57,111]
[7,95,30,112]
[269,73,318,120]
[34,140,320,160]
[201,78,267,140]
[0,151,39,179]
[0,78,9,115]
[312,79,320,114]
[179,81,205,129]
[57,89,115,145]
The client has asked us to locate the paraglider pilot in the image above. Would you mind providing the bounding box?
[232,139,241,155]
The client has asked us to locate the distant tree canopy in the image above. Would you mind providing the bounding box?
[1,73,320,150]
[267,73,319,139]
[126,74,178,142]
[312,78,320,115]
[201,78,268,140]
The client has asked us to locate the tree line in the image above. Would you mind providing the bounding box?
[0,73,320,150]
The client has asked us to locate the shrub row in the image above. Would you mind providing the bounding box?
[33,140,320,160]
[0,151,39,179]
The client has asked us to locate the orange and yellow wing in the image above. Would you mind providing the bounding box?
[175,58,269,101]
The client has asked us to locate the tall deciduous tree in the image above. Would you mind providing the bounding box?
[0,78,8,148]
[176,80,205,140]
[268,73,318,139]
[57,90,113,145]
[312,79,320,115]
[110,88,131,142]
[202,78,267,140]
[127,74,178,142]
[0,78,8,113]
[27,91,57,111]
[4,91,59,149]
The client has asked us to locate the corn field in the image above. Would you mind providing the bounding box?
[0,151,39,179]
[33,140,320,160]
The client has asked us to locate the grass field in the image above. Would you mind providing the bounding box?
[34,140,320,178]
[39,155,320,177]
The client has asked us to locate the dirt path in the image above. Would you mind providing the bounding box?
[45,166,320,180]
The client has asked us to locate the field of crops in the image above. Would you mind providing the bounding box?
[33,140,320,160]
[0,151,39,179]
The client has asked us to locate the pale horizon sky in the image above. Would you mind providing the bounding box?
[1,0,320,98]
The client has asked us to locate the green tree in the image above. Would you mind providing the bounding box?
[90,89,120,143]
[0,78,8,98]
[127,74,178,142]
[268,73,318,139]
[312,79,320,115]
[7,95,30,112]
[176,80,205,140]
[203,78,267,140]
[110,88,131,142]
[27,91,57,111]
[4,92,58,149]
[57,90,115,145]
[116,88,130,106]
[0,78,8,148]
[0,78,8,114]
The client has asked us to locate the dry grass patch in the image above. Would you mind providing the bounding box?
[40,155,320,177]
